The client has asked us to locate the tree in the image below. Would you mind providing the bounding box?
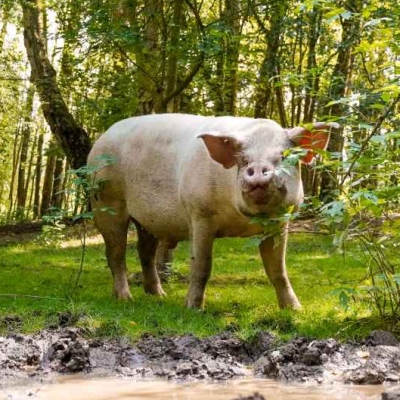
[253,0,289,126]
[16,83,35,216]
[112,0,205,114]
[0,0,398,223]
[319,0,363,202]
[21,0,91,170]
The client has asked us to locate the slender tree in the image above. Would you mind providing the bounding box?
[253,0,289,124]
[319,0,363,201]
[16,83,35,216]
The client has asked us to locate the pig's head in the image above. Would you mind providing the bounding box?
[198,120,339,215]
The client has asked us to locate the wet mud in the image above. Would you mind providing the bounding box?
[1,327,399,390]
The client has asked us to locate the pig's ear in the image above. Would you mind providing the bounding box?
[287,122,340,164]
[198,133,242,169]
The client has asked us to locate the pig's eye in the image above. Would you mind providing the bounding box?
[273,153,284,165]
[280,150,291,163]
[238,157,250,167]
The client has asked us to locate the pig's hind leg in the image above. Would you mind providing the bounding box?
[93,200,132,300]
[132,220,166,296]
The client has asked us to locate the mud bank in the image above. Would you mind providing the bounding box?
[0,328,399,387]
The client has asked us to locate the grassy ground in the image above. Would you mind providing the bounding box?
[0,224,388,342]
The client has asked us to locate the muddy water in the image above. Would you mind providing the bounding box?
[1,378,385,400]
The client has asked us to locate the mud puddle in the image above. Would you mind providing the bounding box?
[1,327,399,399]
[1,377,387,400]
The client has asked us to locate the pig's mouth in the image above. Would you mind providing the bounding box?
[243,184,288,207]
[245,186,269,204]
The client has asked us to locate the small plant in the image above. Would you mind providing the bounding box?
[40,208,67,246]
[319,157,400,332]
[251,205,299,246]
[41,154,117,297]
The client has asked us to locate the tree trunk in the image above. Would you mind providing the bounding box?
[25,129,39,218]
[223,0,240,115]
[119,0,204,115]
[52,156,65,209]
[16,83,35,215]
[33,131,44,219]
[7,124,22,221]
[132,0,162,114]
[275,65,288,127]
[21,0,91,169]
[254,0,288,119]
[301,8,323,196]
[166,0,183,112]
[40,151,56,216]
[303,9,322,123]
[320,0,362,202]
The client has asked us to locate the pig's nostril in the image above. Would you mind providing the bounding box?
[247,167,254,177]
[262,168,269,175]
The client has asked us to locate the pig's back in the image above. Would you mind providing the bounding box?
[89,114,262,240]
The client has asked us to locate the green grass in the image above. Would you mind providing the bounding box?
[0,226,389,341]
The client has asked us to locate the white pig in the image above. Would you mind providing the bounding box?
[88,114,338,309]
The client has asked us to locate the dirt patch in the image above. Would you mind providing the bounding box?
[254,333,400,384]
[0,328,399,389]
[0,220,101,245]
[0,222,44,236]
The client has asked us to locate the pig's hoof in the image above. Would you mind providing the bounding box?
[113,289,133,301]
[144,284,166,296]
[185,296,205,310]
[280,300,302,310]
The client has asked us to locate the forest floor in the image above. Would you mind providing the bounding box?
[0,221,400,390]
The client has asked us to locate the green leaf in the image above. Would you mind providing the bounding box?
[370,135,386,143]
[364,17,391,28]
[73,212,94,221]
[373,84,400,94]
[386,130,400,139]
[340,11,353,20]
[245,237,262,247]
[358,123,373,130]
[381,92,391,102]
[351,191,378,204]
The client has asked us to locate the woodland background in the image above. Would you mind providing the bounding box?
[0,0,399,223]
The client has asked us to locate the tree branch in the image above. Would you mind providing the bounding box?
[340,93,400,185]
[163,52,205,106]
[112,40,160,88]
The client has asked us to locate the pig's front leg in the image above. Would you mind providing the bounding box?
[186,220,215,309]
[259,223,301,309]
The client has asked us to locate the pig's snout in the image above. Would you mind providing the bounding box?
[243,163,276,202]
[244,164,274,188]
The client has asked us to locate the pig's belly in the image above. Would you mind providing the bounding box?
[126,198,263,241]
[126,200,190,241]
